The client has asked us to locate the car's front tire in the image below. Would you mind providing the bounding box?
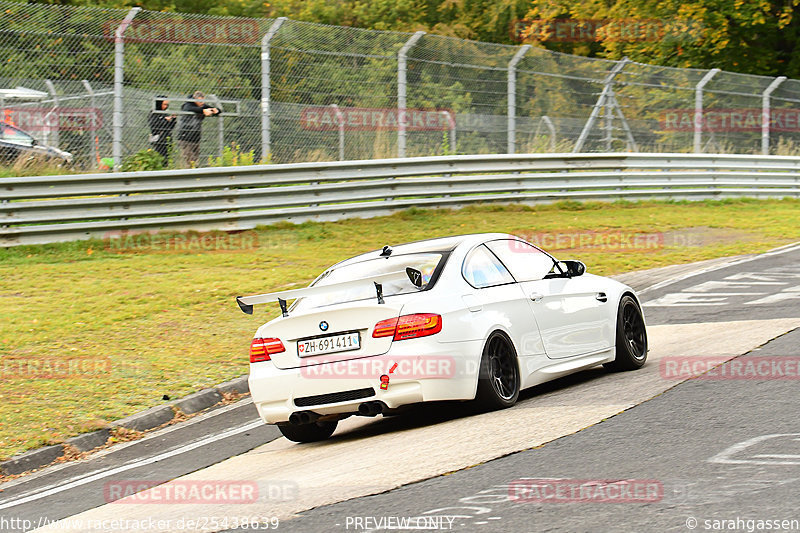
[475,332,520,409]
[604,295,648,371]
[278,420,338,443]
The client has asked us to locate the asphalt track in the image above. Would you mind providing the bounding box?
[266,327,800,533]
[2,243,799,533]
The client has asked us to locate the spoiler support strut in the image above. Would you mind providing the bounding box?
[236,296,254,315]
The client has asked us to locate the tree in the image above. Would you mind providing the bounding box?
[518,0,800,78]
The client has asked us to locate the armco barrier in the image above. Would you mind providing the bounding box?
[2,152,800,246]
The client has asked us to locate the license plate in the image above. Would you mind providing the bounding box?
[297,331,361,357]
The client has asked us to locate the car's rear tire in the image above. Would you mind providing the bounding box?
[475,332,520,409]
[278,420,337,443]
[604,295,648,372]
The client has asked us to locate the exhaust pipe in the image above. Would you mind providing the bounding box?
[358,401,385,417]
[288,411,320,425]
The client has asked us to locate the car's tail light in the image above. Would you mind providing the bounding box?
[372,318,399,338]
[250,337,284,363]
[372,314,442,341]
[395,313,442,340]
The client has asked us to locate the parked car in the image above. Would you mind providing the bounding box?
[238,233,648,443]
[0,121,72,165]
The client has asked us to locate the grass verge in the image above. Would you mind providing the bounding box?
[1,198,799,460]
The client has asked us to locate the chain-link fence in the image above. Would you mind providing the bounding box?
[3,1,800,171]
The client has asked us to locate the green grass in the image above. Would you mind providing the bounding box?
[1,198,799,460]
[0,162,81,178]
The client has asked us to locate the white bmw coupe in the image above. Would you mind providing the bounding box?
[238,233,647,442]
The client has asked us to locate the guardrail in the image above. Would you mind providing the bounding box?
[3,152,800,246]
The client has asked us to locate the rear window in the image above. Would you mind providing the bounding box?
[292,253,444,311]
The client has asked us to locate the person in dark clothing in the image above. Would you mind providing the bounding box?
[148,96,176,164]
[176,91,220,168]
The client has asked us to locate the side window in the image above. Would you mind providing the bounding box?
[485,240,555,282]
[462,245,515,288]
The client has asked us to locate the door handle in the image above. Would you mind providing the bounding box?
[530,292,544,302]
[596,292,608,303]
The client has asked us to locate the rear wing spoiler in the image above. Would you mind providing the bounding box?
[236,267,423,316]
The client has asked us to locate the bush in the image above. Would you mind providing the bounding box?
[208,143,256,167]
[121,149,165,172]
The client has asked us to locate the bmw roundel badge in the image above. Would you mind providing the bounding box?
[319,321,329,331]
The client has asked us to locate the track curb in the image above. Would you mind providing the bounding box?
[0,375,250,476]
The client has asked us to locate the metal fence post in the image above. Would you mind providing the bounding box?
[206,93,225,159]
[112,7,141,171]
[397,31,425,158]
[218,114,225,159]
[507,45,531,154]
[261,17,287,164]
[538,116,556,151]
[81,80,97,169]
[573,58,629,152]
[693,68,720,153]
[439,110,456,153]
[331,104,345,161]
[44,79,59,150]
[604,90,615,152]
[762,76,786,155]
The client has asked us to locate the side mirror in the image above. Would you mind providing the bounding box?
[560,260,586,278]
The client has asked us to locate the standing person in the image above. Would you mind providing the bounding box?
[176,91,220,168]
[148,96,176,165]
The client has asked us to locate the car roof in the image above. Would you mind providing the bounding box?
[329,233,515,269]
[390,233,513,252]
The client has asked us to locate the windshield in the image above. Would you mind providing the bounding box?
[0,123,35,146]
[292,252,444,312]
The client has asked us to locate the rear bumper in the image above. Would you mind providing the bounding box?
[248,340,481,424]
